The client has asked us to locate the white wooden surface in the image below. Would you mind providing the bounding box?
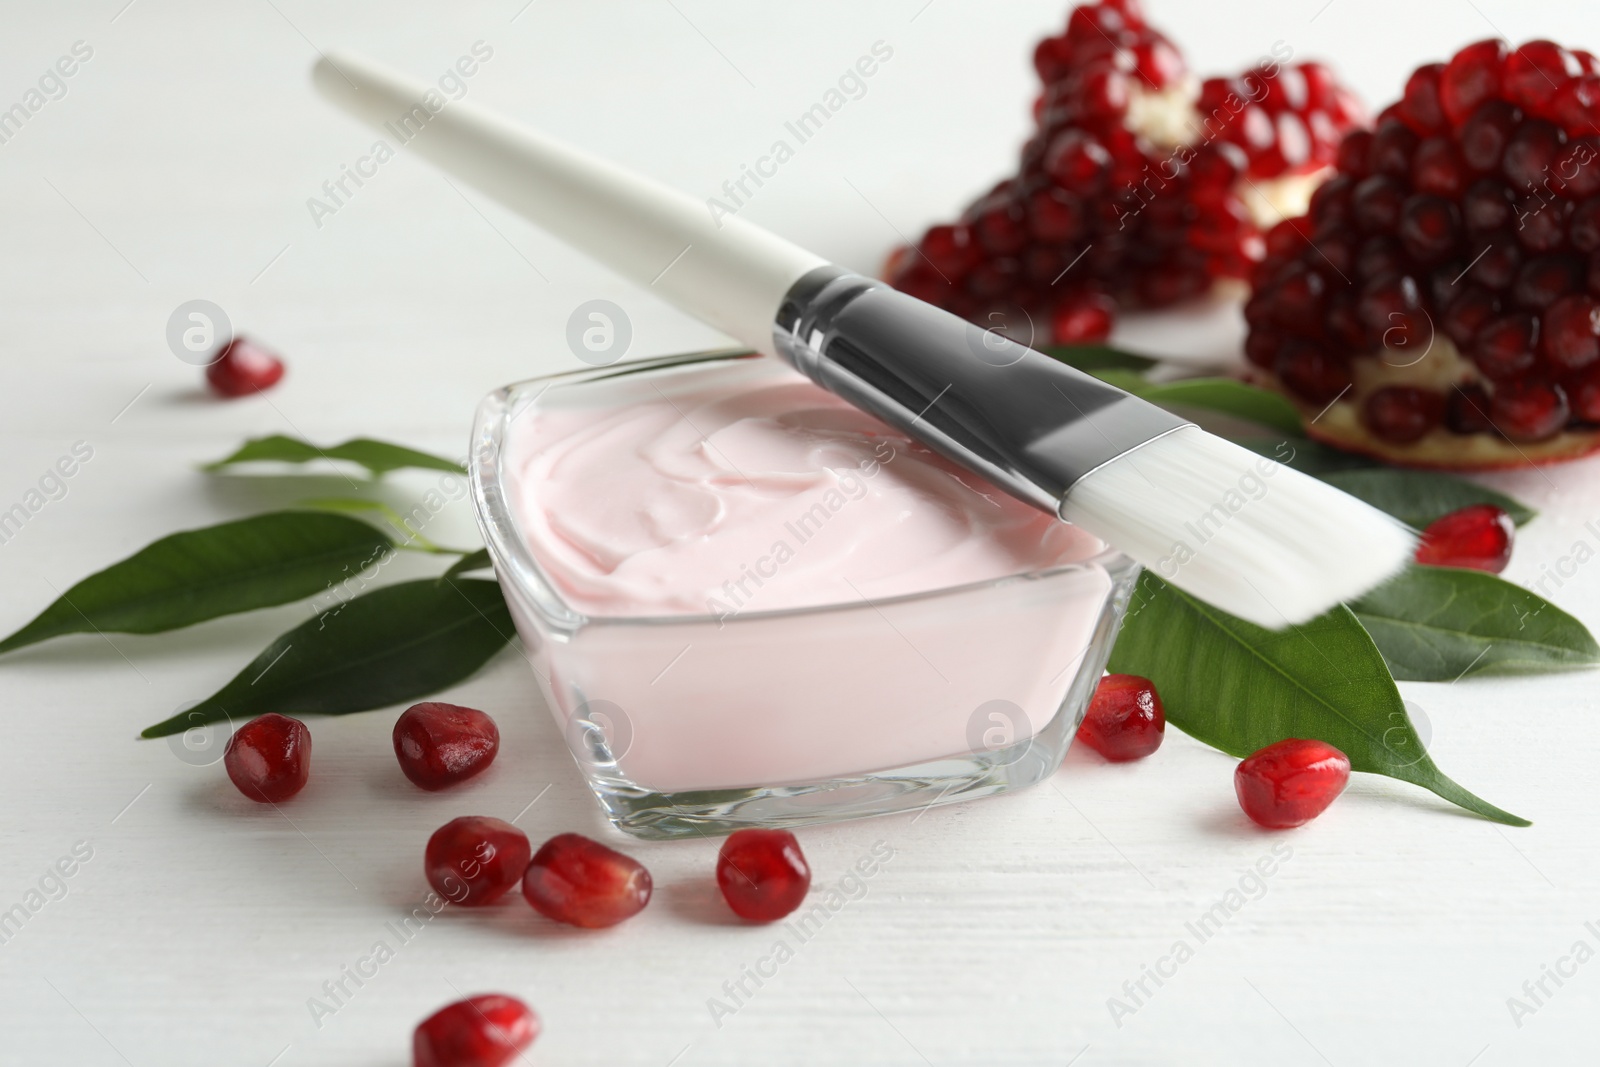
[2,1,1598,1063]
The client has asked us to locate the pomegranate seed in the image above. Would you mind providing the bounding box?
[1045,130,1111,195]
[1544,293,1600,370]
[1415,504,1515,572]
[522,833,652,928]
[206,336,285,398]
[1458,100,1519,173]
[1513,255,1583,310]
[1440,39,1508,126]
[1362,386,1446,444]
[1398,63,1447,132]
[1447,383,1498,433]
[917,224,982,278]
[974,203,1028,256]
[1569,363,1600,419]
[1025,188,1086,244]
[1571,198,1600,253]
[1471,240,1521,289]
[1051,292,1115,343]
[1275,340,1351,404]
[393,702,500,791]
[1517,199,1571,253]
[1491,380,1571,440]
[1077,673,1165,761]
[1235,739,1351,829]
[1471,313,1539,378]
[716,829,812,923]
[1412,137,1468,198]
[1502,120,1566,191]
[1462,178,1515,232]
[413,994,538,1067]
[1368,121,1420,178]
[224,714,310,803]
[1442,286,1501,346]
[1337,130,1375,177]
[1553,75,1600,138]
[1504,41,1580,120]
[1352,176,1406,232]
[425,817,532,907]
[1398,194,1463,263]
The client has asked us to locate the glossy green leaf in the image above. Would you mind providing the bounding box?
[443,548,493,580]
[204,434,464,476]
[1318,468,1537,528]
[0,512,394,655]
[1039,344,1159,373]
[1351,565,1599,681]
[1107,571,1529,826]
[139,578,514,737]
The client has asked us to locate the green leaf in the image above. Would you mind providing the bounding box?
[0,512,394,655]
[1039,344,1159,373]
[1107,571,1529,826]
[139,577,514,737]
[1318,468,1537,528]
[1351,565,1600,681]
[204,434,464,476]
[443,548,493,580]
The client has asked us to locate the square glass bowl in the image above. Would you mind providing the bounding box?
[469,349,1141,839]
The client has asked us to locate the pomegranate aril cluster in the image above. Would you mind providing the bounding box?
[886,0,1361,344]
[1248,38,1600,460]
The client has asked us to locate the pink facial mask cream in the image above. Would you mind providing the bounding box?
[472,352,1139,838]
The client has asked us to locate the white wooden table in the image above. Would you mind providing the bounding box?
[2,1,1598,1063]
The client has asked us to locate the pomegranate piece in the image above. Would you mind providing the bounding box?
[1248,37,1600,468]
[1076,673,1165,761]
[205,336,285,397]
[1234,738,1351,829]
[887,1,1364,342]
[413,994,538,1067]
[717,829,812,923]
[425,817,532,907]
[224,713,310,803]
[1414,504,1515,573]
[393,702,500,791]
[521,833,652,928]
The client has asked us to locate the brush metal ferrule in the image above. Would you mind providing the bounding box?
[772,266,1190,516]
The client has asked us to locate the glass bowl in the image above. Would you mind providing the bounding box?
[469,349,1140,839]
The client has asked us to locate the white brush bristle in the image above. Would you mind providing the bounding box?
[1060,426,1414,629]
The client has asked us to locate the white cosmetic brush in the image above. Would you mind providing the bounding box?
[312,51,1413,628]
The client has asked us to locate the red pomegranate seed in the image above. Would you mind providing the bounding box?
[1398,194,1463,264]
[1570,363,1600,420]
[206,336,285,398]
[1275,340,1352,403]
[1411,137,1468,198]
[1368,121,1420,178]
[1458,100,1519,173]
[1471,241,1521,289]
[1352,176,1406,232]
[1502,120,1566,192]
[393,702,500,791]
[413,994,538,1067]
[716,829,812,923]
[1470,313,1539,378]
[1051,292,1115,343]
[1044,130,1111,195]
[1504,41,1581,120]
[1462,178,1514,232]
[1491,380,1570,440]
[918,224,982,278]
[1513,255,1582,311]
[224,713,310,803]
[425,817,532,907]
[1077,673,1165,761]
[1337,129,1375,176]
[1234,738,1351,829]
[1447,383,1498,433]
[1440,39,1508,126]
[1553,75,1600,138]
[522,833,652,928]
[1441,286,1501,346]
[1362,386,1446,444]
[1414,504,1515,572]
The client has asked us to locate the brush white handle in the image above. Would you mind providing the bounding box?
[312,50,825,356]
